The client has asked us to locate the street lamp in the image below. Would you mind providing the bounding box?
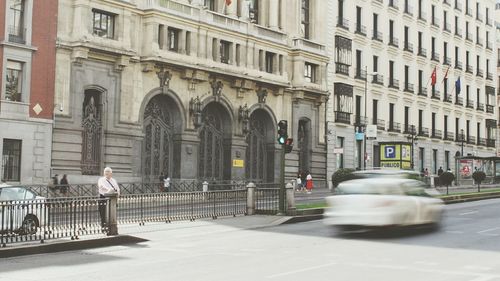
[459,129,465,156]
[362,66,378,170]
[406,125,418,170]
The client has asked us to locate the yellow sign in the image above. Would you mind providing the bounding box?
[233,159,244,168]
[380,161,402,169]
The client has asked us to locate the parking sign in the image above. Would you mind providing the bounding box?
[385,146,396,158]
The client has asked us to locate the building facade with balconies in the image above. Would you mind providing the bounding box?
[0,0,58,184]
[52,0,329,184]
[327,0,498,178]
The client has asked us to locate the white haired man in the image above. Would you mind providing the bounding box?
[97,167,120,227]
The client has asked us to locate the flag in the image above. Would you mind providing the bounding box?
[431,67,437,86]
[225,0,232,5]
[455,77,461,95]
[443,65,450,81]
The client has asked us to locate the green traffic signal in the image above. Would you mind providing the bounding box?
[278,136,286,144]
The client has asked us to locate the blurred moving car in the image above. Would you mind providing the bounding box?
[0,184,45,235]
[324,178,444,232]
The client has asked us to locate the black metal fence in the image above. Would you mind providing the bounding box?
[255,186,281,214]
[1,197,108,247]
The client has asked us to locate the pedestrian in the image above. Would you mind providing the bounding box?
[296,172,303,192]
[424,168,430,185]
[300,171,307,191]
[163,173,171,192]
[60,174,69,196]
[97,167,120,227]
[305,171,313,194]
[437,167,443,186]
[159,173,165,192]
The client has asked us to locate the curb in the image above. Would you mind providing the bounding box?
[0,235,148,259]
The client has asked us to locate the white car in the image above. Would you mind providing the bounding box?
[0,184,46,235]
[324,178,444,232]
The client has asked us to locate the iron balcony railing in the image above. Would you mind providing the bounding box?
[444,95,453,103]
[388,122,402,133]
[466,33,473,41]
[335,111,351,124]
[372,30,383,42]
[455,61,463,70]
[432,18,440,28]
[466,100,474,108]
[486,42,493,50]
[486,18,493,26]
[478,138,487,146]
[8,26,26,44]
[454,28,462,38]
[443,57,451,65]
[477,102,484,111]
[487,139,495,148]
[354,115,368,126]
[335,63,350,75]
[418,127,430,137]
[477,38,483,47]
[477,69,483,77]
[455,96,463,106]
[355,68,367,80]
[455,1,462,11]
[404,42,414,53]
[443,23,451,32]
[486,105,494,113]
[486,73,493,80]
[418,47,427,58]
[389,0,399,9]
[389,37,399,48]
[356,24,367,36]
[418,12,427,22]
[403,124,414,134]
[445,131,455,141]
[418,87,427,96]
[476,13,483,22]
[466,65,473,73]
[404,5,413,16]
[404,83,414,93]
[432,129,443,139]
[389,78,400,89]
[466,8,472,16]
[467,136,476,144]
[372,74,384,85]
[431,52,440,62]
[377,119,385,130]
[337,17,350,29]
[431,90,441,100]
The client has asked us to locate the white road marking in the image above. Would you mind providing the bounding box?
[459,211,478,215]
[477,227,500,234]
[266,262,337,278]
[445,230,465,234]
[468,276,499,281]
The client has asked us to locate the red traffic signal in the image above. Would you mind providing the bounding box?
[284,138,293,153]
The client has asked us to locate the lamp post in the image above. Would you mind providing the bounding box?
[460,129,465,156]
[362,67,378,170]
[406,125,418,170]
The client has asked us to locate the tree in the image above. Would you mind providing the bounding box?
[472,170,486,191]
[331,168,356,188]
[439,172,455,188]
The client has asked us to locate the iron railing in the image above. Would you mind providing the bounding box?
[377,119,385,130]
[486,105,494,113]
[388,122,402,133]
[477,103,484,111]
[445,132,455,141]
[335,111,351,124]
[389,78,399,89]
[389,37,399,48]
[255,187,280,214]
[418,127,430,137]
[337,18,349,30]
[355,24,367,36]
[455,61,463,70]
[431,129,442,139]
[466,100,474,108]
[431,90,441,100]
[418,87,427,96]
[487,139,495,148]
[404,42,413,53]
[372,74,384,85]
[455,96,463,105]
[372,30,383,42]
[1,197,109,246]
[335,63,349,75]
[8,26,26,44]
[404,83,414,93]
[466,65,473,73]
[444,95,453,103]
[418,48,427,57]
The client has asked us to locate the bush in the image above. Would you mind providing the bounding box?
[472,171,486,188]
[331,168,356,188]
[439,172,455,187]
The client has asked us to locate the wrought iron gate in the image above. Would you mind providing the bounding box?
[199,113,224,180]
[81,94,102,175]
[246,118,267,181]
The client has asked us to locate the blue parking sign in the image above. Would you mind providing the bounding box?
[385,146,396,158]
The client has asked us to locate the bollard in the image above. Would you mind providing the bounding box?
[285,182,296,216]
[203,181,209,192]
[105,193,118,236]
[246,182,256,215]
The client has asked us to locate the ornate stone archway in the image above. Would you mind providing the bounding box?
[81,89,103,175]
[245,109,275,182]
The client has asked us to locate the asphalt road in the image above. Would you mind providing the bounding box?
[1,199,500,281]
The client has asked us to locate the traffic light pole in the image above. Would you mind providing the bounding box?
[279,143,286,214]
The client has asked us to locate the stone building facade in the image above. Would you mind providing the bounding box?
[0,0,58,184]
[52,0,329,184]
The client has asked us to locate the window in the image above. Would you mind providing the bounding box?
[336,137,344,169]
[92,9,115,39]
[389,60,394,84]
[389,103,394,126]
[304,63,317,83]
[220,40,231,64]
[5,60,23,102]
[432,149,438,174]
[2,139,22,182]
[445,151,450,170]
[335,36,352,75]
[205,0,215,11]
[167,27,179,52]
[404,106,409,132]
[249,0,259,23]
[8,0,25,43]
[372,100,378,125]
[265,52,275,73]
[301,0,310,39]
[356,6,362,33]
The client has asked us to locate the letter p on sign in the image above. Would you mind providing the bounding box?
[385,146,396,159]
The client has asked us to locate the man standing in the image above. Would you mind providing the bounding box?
[97,167,120,227]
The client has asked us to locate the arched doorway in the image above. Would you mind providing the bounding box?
[143,95,175,180]
[298,118,312,174]
[246,109,275,182]
[198,102,232,181]
[81,89,103,175]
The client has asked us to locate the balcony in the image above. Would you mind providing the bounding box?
[443,23,451,33]
[466,8,472,16]
[455,61,463,70]
[337,18,350,30]
[454,28,462,38]
[466,99,474,108]
[444,132,455,141]
[476,38,483,47]
[431,52,440,62]
[389,78,400,89]
[388,0,399,10]
[466,33,473,41]
[478,138,487,146]
[432,129,443,139]
[477,102,484,111]
[443,57,451,65]
[389,37,399,48]
[467,136,476,145]
[418,87,427,97]
[354,115,368,127]
[335,63,350,76]
[8,26,26,44]
[372,74,384,85]
[418,127,430,137]
[403,124,416,134]
[487,73,493,80]
[444,95,453,103]
[431,90,441,100]
[454,1,462,11]
[486,18,493,27]
[376,119,385,131]
[404,42,413,53]
[418,12,427,22]
[404,5,413,16]
[486,105,494,114]
[476,69,483,78]
[404,83,414,93]
[466,65,473,74]
[355,68,367,80]
[335,111,351,124]
[388,122,402,133]
[455,96,463,106]
[486,42,493,50]
[418,48,427,58]
[355,24,367,36]
[476,13,483,23]
[372,31,383,42]
[487,139,495,148]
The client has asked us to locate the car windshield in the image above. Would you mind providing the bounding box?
[337,182,401,195]
[0,187,27,201]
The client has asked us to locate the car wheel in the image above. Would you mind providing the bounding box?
[21,215,38,235]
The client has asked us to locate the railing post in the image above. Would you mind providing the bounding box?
[246,182,256,215]
[105,194,118,236]
[285,182,296,216]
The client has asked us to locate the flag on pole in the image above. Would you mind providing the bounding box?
[442,65,450,83]
[225,0,232,5]
[431,67,437,86]
[455,76,461,95]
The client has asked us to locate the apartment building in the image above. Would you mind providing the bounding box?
[0,0,58,183]
[52,0,329,183]
[327,0,498,177]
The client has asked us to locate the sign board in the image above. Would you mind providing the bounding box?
[333,148,344,154]
[232,159,244,168]
[379,142,412,170]
[355,132,364,141]
[366,125,377,139]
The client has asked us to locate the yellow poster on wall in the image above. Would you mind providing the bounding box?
[379,142,412,170]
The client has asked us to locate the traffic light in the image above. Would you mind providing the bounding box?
[284,138,293,153]
[277,120,288,144]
